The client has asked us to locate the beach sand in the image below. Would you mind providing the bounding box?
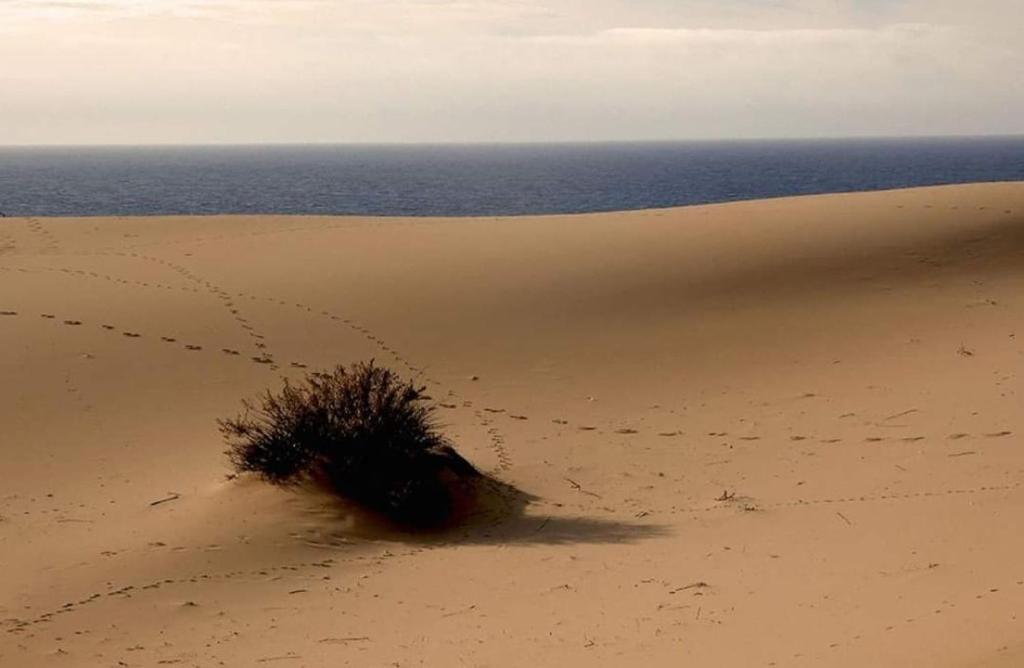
[2,182,1023,667]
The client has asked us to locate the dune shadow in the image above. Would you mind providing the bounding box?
[584,212,1024,322]
[297,473,668,548]
[706,212,1024,300]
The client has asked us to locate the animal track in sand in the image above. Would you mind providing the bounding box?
[62,372,92,415]
[16,264,204,295]
[12,255,665,477]
[3,556,350,635]
[13,259,429,387]
[23,218,60,254]
[8,257,729,473]
[86,252,278,366]
[0,230,17,255]
[6,301,999,478]
[781,572,1024,665]
[0,310,284,372]
[673,479,1023,519]
[473,409,513,473]
[196,281,440,386]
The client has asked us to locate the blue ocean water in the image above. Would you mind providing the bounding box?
[0,137,1022,217]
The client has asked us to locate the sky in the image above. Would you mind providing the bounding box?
[0,0,1021,144]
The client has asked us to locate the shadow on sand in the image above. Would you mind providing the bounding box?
[297,473,668,548]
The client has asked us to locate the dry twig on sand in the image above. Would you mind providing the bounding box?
[148,492,181,507]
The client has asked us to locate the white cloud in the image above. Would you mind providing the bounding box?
[0,0,1020,143]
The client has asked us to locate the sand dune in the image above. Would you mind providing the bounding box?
[2,182,1023,667]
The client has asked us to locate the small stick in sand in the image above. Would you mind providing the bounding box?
[884,408,919,421]
[564,478,602,498]
[149,492,181,507]
[669,582,709,594]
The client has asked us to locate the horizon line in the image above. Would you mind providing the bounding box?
[2,132,1023,150]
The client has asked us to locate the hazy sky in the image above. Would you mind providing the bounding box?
[1,0,1021,144]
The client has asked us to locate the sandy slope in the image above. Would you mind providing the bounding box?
[2,183,1023,667]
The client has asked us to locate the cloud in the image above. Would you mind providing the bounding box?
[528,23,952,47]
[0,0,1020,143]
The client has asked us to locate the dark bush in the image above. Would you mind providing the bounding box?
[219,361,477,525]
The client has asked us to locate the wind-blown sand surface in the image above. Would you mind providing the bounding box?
[2,183,1023,667]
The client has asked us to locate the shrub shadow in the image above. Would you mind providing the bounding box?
[301,473,668,547]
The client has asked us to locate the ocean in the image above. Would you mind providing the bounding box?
[1,137,1022,217]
